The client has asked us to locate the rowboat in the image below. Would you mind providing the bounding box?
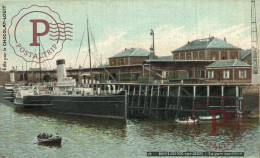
[175,117,199,124]
[199,115,220,120]
[37,133,62,145]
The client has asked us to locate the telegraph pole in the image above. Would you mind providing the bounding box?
[251,0,259,83]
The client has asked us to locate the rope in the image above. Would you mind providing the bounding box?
[40,39,52,70]
[74,23,86,68]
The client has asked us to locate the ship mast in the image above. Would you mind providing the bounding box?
[38,36,42,82]
[87,17,93,84]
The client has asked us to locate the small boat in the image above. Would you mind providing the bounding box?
[175,117,199,124]
[199,115,220,120]
[37,133,62,145]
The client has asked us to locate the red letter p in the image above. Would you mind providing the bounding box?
[30,19,50,46]
[209,109,229,136]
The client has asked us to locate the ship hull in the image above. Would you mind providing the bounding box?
[14,95,127,120]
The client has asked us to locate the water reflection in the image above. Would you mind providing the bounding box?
[13,108,127,138]
[37,142,62,148]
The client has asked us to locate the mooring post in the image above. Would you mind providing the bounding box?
[125,90,128,121]
[102,84,104,95]
[207,85,210,110]
[143,85,148,114]
[96,83,98,95]
[165,86,170,118]
[177,86,181,110]
[128,85,130,106]
[235,86,240,118]
[156,85,160,116]
[149,85,154,115]
[239,87,242,112]
[221,86,224,110]
[97,84,100,95]
[138,85,142,110]
[105,84,107,95]
[117,85,120,94]
[113,84,115,94]
[131,86,136,115]
[192,86,196,117]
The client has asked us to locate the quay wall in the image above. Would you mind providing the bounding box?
[242,84,259,117]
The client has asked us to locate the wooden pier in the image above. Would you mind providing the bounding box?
[92,83,245,119]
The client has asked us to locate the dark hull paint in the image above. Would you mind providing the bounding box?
[38,137,62,144]
[14,95,127,120]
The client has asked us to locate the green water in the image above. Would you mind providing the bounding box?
[0,103,259,158]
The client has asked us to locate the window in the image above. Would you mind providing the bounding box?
[187,55,191,60]
[231,54,235,59]
[212,56,216,60]
[222,56,226,60]
[194,55,197,60]
[223,70,230,79]
[208,71,214,79]
[181,56,184,60]
[239,70,247,79]
[200,55,204,60]
[175,56,179,60]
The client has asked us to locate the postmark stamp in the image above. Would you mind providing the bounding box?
[8,5,72,63]
[187,96,253,152]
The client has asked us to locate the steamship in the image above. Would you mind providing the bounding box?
[13,18,128,120]
[13,59,127,120]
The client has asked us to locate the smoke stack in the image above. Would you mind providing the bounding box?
[10,70,15,83]
[56,59,67,82]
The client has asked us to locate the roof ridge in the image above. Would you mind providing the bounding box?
[241,50,251,60]
[206,37,215,49]
[129,48,138,56]
[233,59,237,66]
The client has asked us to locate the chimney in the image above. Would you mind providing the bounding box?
[56,59,67,82]
[224,37,226,42]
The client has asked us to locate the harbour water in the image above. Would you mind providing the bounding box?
[0,103,259,158]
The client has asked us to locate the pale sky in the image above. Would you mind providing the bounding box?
[0,0,260,70]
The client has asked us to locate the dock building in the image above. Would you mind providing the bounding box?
[11,37,252,84]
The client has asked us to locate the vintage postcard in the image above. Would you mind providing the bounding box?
[0,0,259,158]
